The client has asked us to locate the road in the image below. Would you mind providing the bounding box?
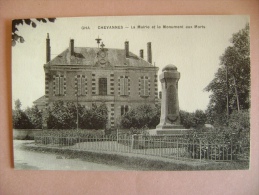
[13,140,125,170]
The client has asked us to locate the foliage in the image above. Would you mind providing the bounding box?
[12,99,33,129]
[24,106,42,129]
[120,104,160,129]
[205,24,250,125]
[80,103,108,130]
[45,101,77,129]
[228,110,250,134]
[45,101,108,130]
[179,110,207,129]
[185,111,250,160]
[12,18,56,46]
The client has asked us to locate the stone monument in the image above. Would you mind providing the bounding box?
[149,64,188,135]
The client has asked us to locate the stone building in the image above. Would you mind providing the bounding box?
[34,34,159,129]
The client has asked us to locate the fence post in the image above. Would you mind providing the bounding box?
[144,136,146,155]
[131,135,134,151]
[192,139,194,159]
[177,138,179,160]
[160,137,162,157]
[199,139,202,162]
[78,135,80,150]
[231,139,233,161]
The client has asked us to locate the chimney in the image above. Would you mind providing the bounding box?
[147,42,152,64]
[125,41,129,58]
[46,33,51,63]
[139,49,144,58]
[69,39,74,56]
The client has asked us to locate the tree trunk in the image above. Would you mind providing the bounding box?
[226,65,229,120]
[233,76,240,111]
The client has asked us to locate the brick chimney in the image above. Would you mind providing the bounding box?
[139,49,144,58]
[69,39,74,56]
[46,33,51,63]
[147,42,152,64]
[125,41,129,58]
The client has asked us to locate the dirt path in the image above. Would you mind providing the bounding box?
[14,140,125,170]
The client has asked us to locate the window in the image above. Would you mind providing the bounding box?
[99,78,107,95]
[120,76,129,96]
[121,105,129,116]
[75,75,86,96]
[54,75,64,96]
[140,76,149,96]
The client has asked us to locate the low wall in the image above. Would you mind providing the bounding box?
[13,129,42,140]
[13,129,106,140]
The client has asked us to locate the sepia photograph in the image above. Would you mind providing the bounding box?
[12,15,250,170]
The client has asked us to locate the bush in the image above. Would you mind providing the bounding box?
[180,110,207,129]
[45,101,108,130]
[185,125,249,160]
[12,99,33,129]
[120,105,160,129]
[228,110,250,134]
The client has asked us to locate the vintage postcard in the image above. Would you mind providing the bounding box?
[12,15,250,170]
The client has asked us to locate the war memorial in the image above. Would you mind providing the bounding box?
[149,64,189,135]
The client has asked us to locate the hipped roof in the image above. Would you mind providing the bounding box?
[47,47,154,67]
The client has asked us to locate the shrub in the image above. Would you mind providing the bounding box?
[120,104,160,129]
[180,110,207,129]
[45,101,108,130]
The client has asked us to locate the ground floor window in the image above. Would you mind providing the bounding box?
[121,105,129,116]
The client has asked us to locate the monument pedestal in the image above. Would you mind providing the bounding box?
[148,127,190,135]
[150,64,189,135]
[148,123,190,135]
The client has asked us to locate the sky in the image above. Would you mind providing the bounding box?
[12,15,249,112]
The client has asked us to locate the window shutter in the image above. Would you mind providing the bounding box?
[125,105,129,113]
[144,78,149,96]
[121,105,124,116]
[81,77,86,95]
[140,79,144,96]
[99,78,107,95]
[55,77,60,95]
[124,78,128,95]
[60,77,64,95]
[120,78,125,95]
[77,77,81,95]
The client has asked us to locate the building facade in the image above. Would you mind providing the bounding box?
[35,34,159,129]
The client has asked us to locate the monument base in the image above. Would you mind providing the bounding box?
[148,124,190,135]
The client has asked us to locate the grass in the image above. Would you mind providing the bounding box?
[22,143,249,171]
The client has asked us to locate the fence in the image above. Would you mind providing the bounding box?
[34,134,249,162]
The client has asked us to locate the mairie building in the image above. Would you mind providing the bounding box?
[34,34,159,129]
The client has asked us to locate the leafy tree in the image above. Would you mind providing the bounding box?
[12,99,32,129]
[120,104,160,129]
[14,99,22,110]
[180,110,207,129]
[25,106,42,129]
[194,110,207,127]
[12,18,56,46]
[45,101,108,130]
[228,110,250,134]
[46,101,76,129]
[205,24,250,125]
[179,110,195,129]
[80,103,108,130]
